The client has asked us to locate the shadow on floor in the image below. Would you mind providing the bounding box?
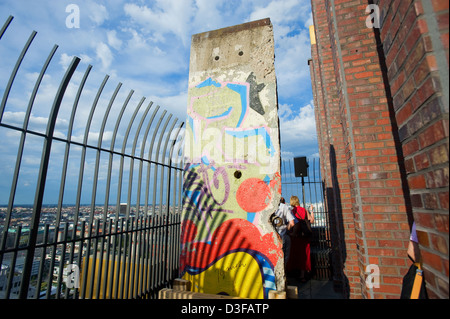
[287,276,345,299]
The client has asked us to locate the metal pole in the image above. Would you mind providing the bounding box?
[302,176,306,208]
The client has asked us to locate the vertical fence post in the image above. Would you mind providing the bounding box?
[18,56,80,299]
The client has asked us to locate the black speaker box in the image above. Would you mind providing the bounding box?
[293,156,308,177]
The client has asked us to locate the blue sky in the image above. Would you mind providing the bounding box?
[0,0,318,205]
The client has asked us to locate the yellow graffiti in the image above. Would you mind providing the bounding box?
[182,251,264,299]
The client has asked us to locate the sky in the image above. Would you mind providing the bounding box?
[0,0,318,205]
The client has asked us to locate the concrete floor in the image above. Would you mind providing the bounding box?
[287,277,345,299]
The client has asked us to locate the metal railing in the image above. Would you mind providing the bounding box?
[0,16,184,299]
[280,157,332,280]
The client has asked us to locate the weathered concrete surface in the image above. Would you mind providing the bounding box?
[180,18,283,299]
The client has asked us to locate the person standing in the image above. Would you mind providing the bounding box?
[287,196,315,282]
[401,222,428,299]
[274,197,296,266]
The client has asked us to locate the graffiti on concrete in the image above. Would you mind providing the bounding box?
[180,74,281,298]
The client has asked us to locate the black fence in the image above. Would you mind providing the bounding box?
[0,16,184,299]
[281,157,332,280]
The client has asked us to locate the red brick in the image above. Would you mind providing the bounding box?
[424,192,440,209]
[414,55,438,85]
[422,250,444,272]
[434,213,449,233]
[430,233,449,255]
[408,174,427,189]
[414,212,436,228]
[438,192,449,210]
[414,1,424,15]
[414,152,430,171]
[396,102,413,126]
[343,53,364,62]
[432,0,449,11]
[411,76,439,112]
[418,120,447,149]
[403,139,420,156]
[355,71,375,79]
[364,141,385,149]
[425,167,449,188]
[428,143,449,165]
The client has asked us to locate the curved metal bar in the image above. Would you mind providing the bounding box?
[143,109,167,292]
[0,31,37,121]
[159,118,178,212]
[110,90,134,153]
[42,62,91,301]
[88,81,122,221]
[144,109,166,215]
[168,122,185,168]
[152,114,173,217]
[134,102,156,213]
[98,84,123,150]
[168,121,185,211]
[136,104,159,214]
[98,82,122,220]
[19,56,80,299]
[55,64,92,230]
[121,97,146,154]
[0,44,58,258]
[126,101,154,218]
[0,15,13,40]
[73,75,109,228]
[60,64,93,300]
[88,82,122,299]
[173,123,185,215]
[161,120,182,283]
[116,97,145,220]
[77,75,109,299]
[116,96,146,220]
[106,89,134,220]
[151,113,172,289]
[161,118,179,166]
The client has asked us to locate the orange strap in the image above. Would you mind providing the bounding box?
[410,263,423,299]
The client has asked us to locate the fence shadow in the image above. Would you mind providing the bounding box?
[328,145,349,298]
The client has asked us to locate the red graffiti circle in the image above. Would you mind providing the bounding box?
[236,177,271,212]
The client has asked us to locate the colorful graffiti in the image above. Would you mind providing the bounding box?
[181,74,281,298]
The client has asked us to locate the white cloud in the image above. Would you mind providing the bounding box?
[275,30,312,98]
[125,28,149,50]
[279,101,317,151]
[79,54,93,64]
[123,0,195,45]
[87,3,109,25]
[107,30,123,50]
[248,0,313,99]
[95,42,113,71]
[60,53,74,70]
[2,111,68,130]
[250,0,301,28]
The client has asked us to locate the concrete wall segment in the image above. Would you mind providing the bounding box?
[180,19,283,299]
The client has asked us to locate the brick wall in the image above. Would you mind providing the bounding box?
[310,0,358,298]
[374,0,449,299]
[309,0,448,299]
